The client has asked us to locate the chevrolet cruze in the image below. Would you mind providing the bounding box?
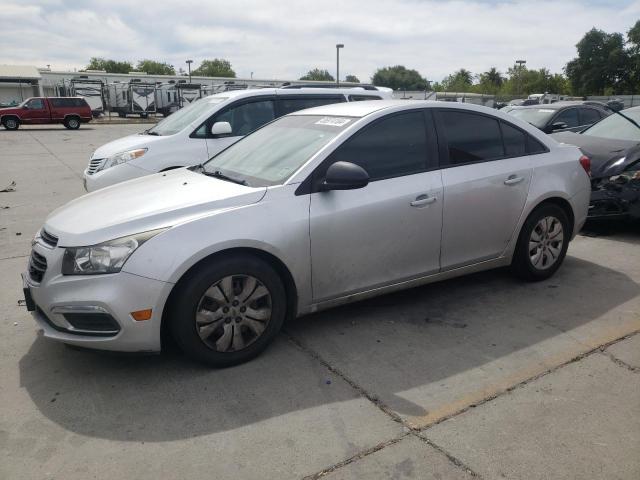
[23,100,591,367]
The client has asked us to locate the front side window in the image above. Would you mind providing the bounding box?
[214,100,276,136]
[279,96,344,115]
[440,110,504,164]
[203,114,352,186]
[326,111,428,181]
[27,98,44,109]
[554,108,579,128]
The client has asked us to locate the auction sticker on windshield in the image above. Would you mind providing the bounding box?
[315,117,351,127]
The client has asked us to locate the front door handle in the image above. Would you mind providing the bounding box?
[504,175,524,186]
[410,194,437,207]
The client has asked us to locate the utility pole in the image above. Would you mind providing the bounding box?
[515,59,526,96]
[336,44,344,87]
[186,59,193,83]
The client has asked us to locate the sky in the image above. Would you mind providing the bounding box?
[1,0,639,83]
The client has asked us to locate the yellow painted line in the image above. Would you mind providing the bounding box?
[409,316,640,430]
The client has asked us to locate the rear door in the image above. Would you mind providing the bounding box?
[309,110,443,301]
[435,109,535,270]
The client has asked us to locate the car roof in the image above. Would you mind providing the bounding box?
[203,87,387,103]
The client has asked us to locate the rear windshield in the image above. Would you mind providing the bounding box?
[147,97,227,136]
[508,108,556,128]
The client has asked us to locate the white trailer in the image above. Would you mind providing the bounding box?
[69,77,105,117]
[155,82,180,117]
[107,80,157,117]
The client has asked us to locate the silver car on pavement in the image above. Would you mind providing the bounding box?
[23,100,591,366]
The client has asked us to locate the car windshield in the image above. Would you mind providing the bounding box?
[202,115,354,186]
[146,97,227,136]
[581,108,640,142]
[507,108,556,128]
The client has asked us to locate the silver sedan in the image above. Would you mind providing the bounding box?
[24,100,591,366]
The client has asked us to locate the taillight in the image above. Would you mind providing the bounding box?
[579,155,591,177]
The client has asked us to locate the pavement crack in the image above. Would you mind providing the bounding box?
[600,350,639,373]
[301,433,409,480]
[28,131,83,180]
[284,330,483,478]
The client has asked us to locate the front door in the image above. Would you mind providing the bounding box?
[21,98,49,124]
[309,110,443,301]
[435,109,533,270]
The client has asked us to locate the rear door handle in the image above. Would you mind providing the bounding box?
[504,175,524,186]
[410,194,437,207]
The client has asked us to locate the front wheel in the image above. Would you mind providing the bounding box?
[168,255,287,367]
[511,204,570,281]
[2,117,19,130]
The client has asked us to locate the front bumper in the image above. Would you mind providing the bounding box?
[24,242,174,352]
[83,162,150,192]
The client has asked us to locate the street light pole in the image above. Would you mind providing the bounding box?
[336,44,344,87]
[186,59,193,83]
[515,59,526,96]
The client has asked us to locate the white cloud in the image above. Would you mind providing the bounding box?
[0,0,638,82]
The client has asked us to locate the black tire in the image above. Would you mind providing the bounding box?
[117,112,126,118]
[64,116,80,130]
[168,254,287,367]
[2,117,19,130]
[140,113,148,119]
[511,203,571,281]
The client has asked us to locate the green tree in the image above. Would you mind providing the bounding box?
[300,68,335,81]
[477,67,504,94]
[441,68,474,92]
[628,20,640,92]
[191,59,236,78]
[136,59,175,75]
[372,65,428,90]
[85,57,132,74]
[344,74,360,83]
[565,28,632,95]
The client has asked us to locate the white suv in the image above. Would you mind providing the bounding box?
[83,87,391,191]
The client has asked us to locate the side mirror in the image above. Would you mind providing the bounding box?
[550,121,568,131]
[22,105,29,110]
[321,161,369,191]
[210,121,232,136]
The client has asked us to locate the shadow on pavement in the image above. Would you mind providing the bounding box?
[19,256,639,442]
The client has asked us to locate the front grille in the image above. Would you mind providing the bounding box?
[86,158,104,175]
[28,250,47,283]
[40,229,58,248]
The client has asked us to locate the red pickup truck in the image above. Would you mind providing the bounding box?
[0,97,92,130]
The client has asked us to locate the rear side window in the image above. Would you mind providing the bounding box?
[278,96,345,115]
[500,122,527,156]
[326,111,428,181]
[440,111,504,164]
[51,98,87,108]
[348,95,382,101]
[580,108,601,125]
[527,136,548,154]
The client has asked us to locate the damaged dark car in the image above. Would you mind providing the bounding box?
[551,106,640,220]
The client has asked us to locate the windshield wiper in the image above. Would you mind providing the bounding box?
[202,169,248,186]
[146,130,160,136]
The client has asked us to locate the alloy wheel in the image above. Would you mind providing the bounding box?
[529,216,564,270]
[195,274,272,352]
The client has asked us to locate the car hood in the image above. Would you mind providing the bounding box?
[0,106,20,114]
[550,131,640,178]
[44,168,266,246]
[91,132,170,159]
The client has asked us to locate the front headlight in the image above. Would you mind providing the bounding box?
[62,228,167,275]
[101,148,147,171]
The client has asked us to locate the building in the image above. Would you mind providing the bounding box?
[0,65,43,105]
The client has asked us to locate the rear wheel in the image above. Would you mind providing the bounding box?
[511,204,570,281]
[64,117,80,130]
[2,117,19,130]
[168,255,286,367]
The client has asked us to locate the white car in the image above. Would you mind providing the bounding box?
[25,100,590,367]
[84,87,392,191]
